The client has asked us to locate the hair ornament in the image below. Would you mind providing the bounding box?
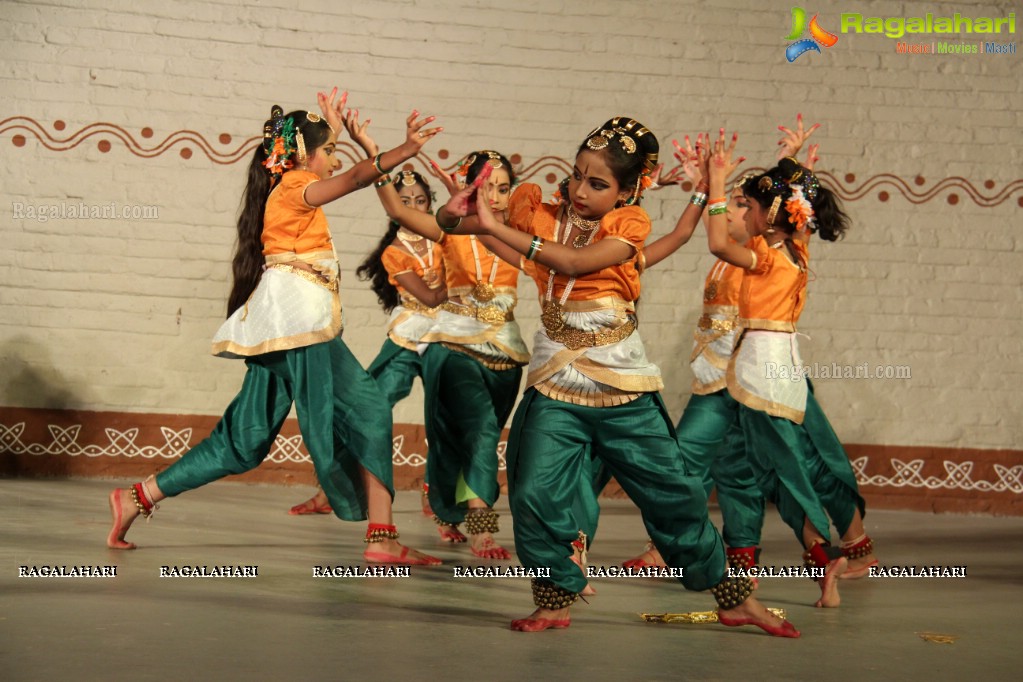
[398,170,418,187]
[766,195,782,226]
[458,150,504,177]
[784,184,815,233]
[295,129,307,164]
[733,170,758,194]
[262,106,297,187]
[306,111,335,137]
[586,127,638,155]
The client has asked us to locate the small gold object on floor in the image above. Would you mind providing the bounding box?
[640,608,786,624]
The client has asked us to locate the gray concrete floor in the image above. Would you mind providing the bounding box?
[1,478,1021,681]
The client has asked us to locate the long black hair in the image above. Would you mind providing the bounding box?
[226,107,332,317]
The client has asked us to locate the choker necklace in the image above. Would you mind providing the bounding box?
[567,206,601,248]
[397,227,425,242]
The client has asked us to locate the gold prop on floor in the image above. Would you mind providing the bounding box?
[640,608,786,624]
[917,632,958,644]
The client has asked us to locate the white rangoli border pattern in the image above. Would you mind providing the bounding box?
[0,422,511,470]
[1,422,1015,488]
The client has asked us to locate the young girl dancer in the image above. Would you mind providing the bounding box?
[345,114,528,558]
[623,120,819,572]
[442,117,797,636]
[706,132,875,606]
[107,91,442,565]
[288,169,447,517]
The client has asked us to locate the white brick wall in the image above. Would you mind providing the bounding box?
[1,0,1020,448]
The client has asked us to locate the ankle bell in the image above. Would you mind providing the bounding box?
[531,578,578,610]
[463,508,500,536]
[711,575,754,610]
[364,523,400,543]
[130,480,158,520]
[840,534,875,560]
[803,540,843,581]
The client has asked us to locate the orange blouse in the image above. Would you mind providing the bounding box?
[438,233,519,297]
[381,243,445,297]
[262,170,333,257]
[507,184,647,303]
[703,259,743,309]
[739,236,809,332]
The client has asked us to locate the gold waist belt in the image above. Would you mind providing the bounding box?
[545,318,637,350]
[697,314,737,333]
[440,301,513,324]
[268,263,338,292]
[400,298,437,313]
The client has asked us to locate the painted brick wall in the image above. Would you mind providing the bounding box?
[2,0,1020,459]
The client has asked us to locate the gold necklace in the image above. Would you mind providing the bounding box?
[567,206,601,247]
[541,208,597,333]
[469,236,500,302]
[397,227,424,242]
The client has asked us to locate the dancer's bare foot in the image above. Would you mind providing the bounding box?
[470,532,511,559]
[622,541,666,569]
[436,523,467,543]
[107,488,140,550]
[511,607,571,632]
[842,552,878,580]
[363,539,442,566]
[816,556,847,607]
[288,490,332,515]
[718,596,800,638]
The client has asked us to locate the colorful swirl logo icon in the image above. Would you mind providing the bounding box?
[785,7,839,62]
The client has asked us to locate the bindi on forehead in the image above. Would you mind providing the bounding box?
[574,152,615,183]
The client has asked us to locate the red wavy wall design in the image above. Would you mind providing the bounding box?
[3,117,1021,207]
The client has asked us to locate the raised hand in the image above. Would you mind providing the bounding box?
[404,110,442,155]
[442,162,492,218]
[777,113,820,160]
[676,134,706,185]
[709,129,744,181]
[648,163,682,191]
[316,87,347,140]
[804,143,820,171]
[425,156,463,197]
[343,106,377,156]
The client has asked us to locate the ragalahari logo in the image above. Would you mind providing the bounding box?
[785,7,839,61]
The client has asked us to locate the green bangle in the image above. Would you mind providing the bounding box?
[525,236,543,260]
[374,175,392,188]
[437,211,461,233]
[708,206,728,216]
[372,154,390,176]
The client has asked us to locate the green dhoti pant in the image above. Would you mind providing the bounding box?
[156,338,394,521]
[801,382,866,536]
[367,338,430,485]
[676,391,764,549]
[367,338,424,408]
[508,389,726,594]
[421,344,522,523]
[738,393,864,544]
